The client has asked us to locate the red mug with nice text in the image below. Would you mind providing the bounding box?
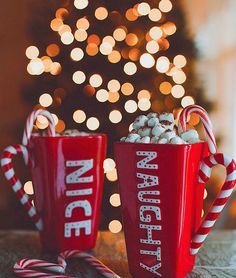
[114,142,236,278]
[2,133,106,253]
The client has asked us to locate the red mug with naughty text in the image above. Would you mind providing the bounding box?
[114,106,236,278]
[1,110,107,253]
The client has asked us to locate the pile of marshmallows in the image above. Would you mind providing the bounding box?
[120,112,201,144]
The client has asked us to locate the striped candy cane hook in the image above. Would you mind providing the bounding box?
[22,109,56,146]
[14,250,120,278]
[190,153,236,255]
[1,144,43,231]
[178,105,217,154]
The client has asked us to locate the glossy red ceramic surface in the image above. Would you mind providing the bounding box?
[29,134,106,252]
[114,142,208,278]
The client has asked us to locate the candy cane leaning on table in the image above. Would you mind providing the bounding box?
[14,250,121,278]
[190,153,236,255]
[178,104,217,154]
[1,144,43,230]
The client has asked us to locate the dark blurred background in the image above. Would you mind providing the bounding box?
[0,0,235,232]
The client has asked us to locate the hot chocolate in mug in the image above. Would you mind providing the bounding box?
[1,110,107,252]
[115,105,236,278]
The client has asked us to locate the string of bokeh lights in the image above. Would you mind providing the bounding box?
[25,0,199,233]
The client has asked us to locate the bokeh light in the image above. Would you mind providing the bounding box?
[146,40,159,54]
[73,110,86,123]
[181,96,195,107]
[72,71,86,84]
[124,62,137,75]
[107,79,120,92]
[109,220,122,233]
[58,24,72,36]
[24,181,34,195]
[156,56,170,73]
[74,0,88,10]
[159,81,172,95]
[36,115,49,130]
[70,48,84,61]
[172,70,186,84]
[87,34,101,45]
[126,8,138,21]
[125,100,138,113]
[95,7,108,20]
[96,89,109,102]
[121,83,134,95]
[138,2,151,16]
[46,44,60,57]
[75,29,88,42]
[61,32,74,45]
[86,43,99,56]
[103,158,116,173]
[162,22,176,35]
[27,59,44,75]
[159,0,173,13]
[138,98,151,111]
[108,92,120,103]
[55,8,69,20]
[109,110,122,123]
[137,89,151,100]
[86,117,100,130]
[76,18,90,30]
[99,42,112,55]
[148,8,162,22]
[109,193,121,207]
[50,18,63,31]
[108,50,121,63]
[149,26,162,40]
[51,114,59,125]
[113,28,126,41]
[89,74,103,87]
[125,33,138,46]
[56,120,66,133]
[171,85,185,98]
[140,53,155,68]
[106,169,118,182]
[173,55,187,68]
[39,93,53,107]
[50,62,62,75]
[25,46,39,59]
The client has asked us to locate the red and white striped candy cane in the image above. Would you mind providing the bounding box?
[14,258,66,278]
[22,109,56,146]
[190,153,236,255]
[14,250,120,278]
[1,144,43,230]
[178,105,217,154]
[59,250,120,278]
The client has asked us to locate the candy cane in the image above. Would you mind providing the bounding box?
[190,153,236,255]
[178,105,217,154]
[59,250,120,278]
[22,109,56,146]
[1,144,43,230]
[14,250,120,278]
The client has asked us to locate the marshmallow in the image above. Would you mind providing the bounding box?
[138,127,152,137]
[180,130,199,142]
[152,124,165,136]
[147,112,158,119]
[120,137,126,142]
[159,113,174,123]
[160,130,176,140]
[170,136,185,145]
[158,138,168,144]
[160,120,175,130]
[187,137,201,143]
[150,136,159,143]
[138,136,151,143]
[125,133,140,142]
[133,115,148,129]
[147,117,159,127]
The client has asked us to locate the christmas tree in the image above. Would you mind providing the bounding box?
[23,0,211,231]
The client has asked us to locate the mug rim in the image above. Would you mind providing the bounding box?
[31,133,107,139]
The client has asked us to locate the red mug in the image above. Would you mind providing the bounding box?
[114,142,236,278]
[2,134,106,253]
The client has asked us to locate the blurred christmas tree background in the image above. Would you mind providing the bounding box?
[23,0,212,232]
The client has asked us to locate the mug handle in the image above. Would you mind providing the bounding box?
[1,144,43,231]
[190,153,236,255]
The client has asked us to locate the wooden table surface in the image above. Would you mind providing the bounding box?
[1,230,236,277]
